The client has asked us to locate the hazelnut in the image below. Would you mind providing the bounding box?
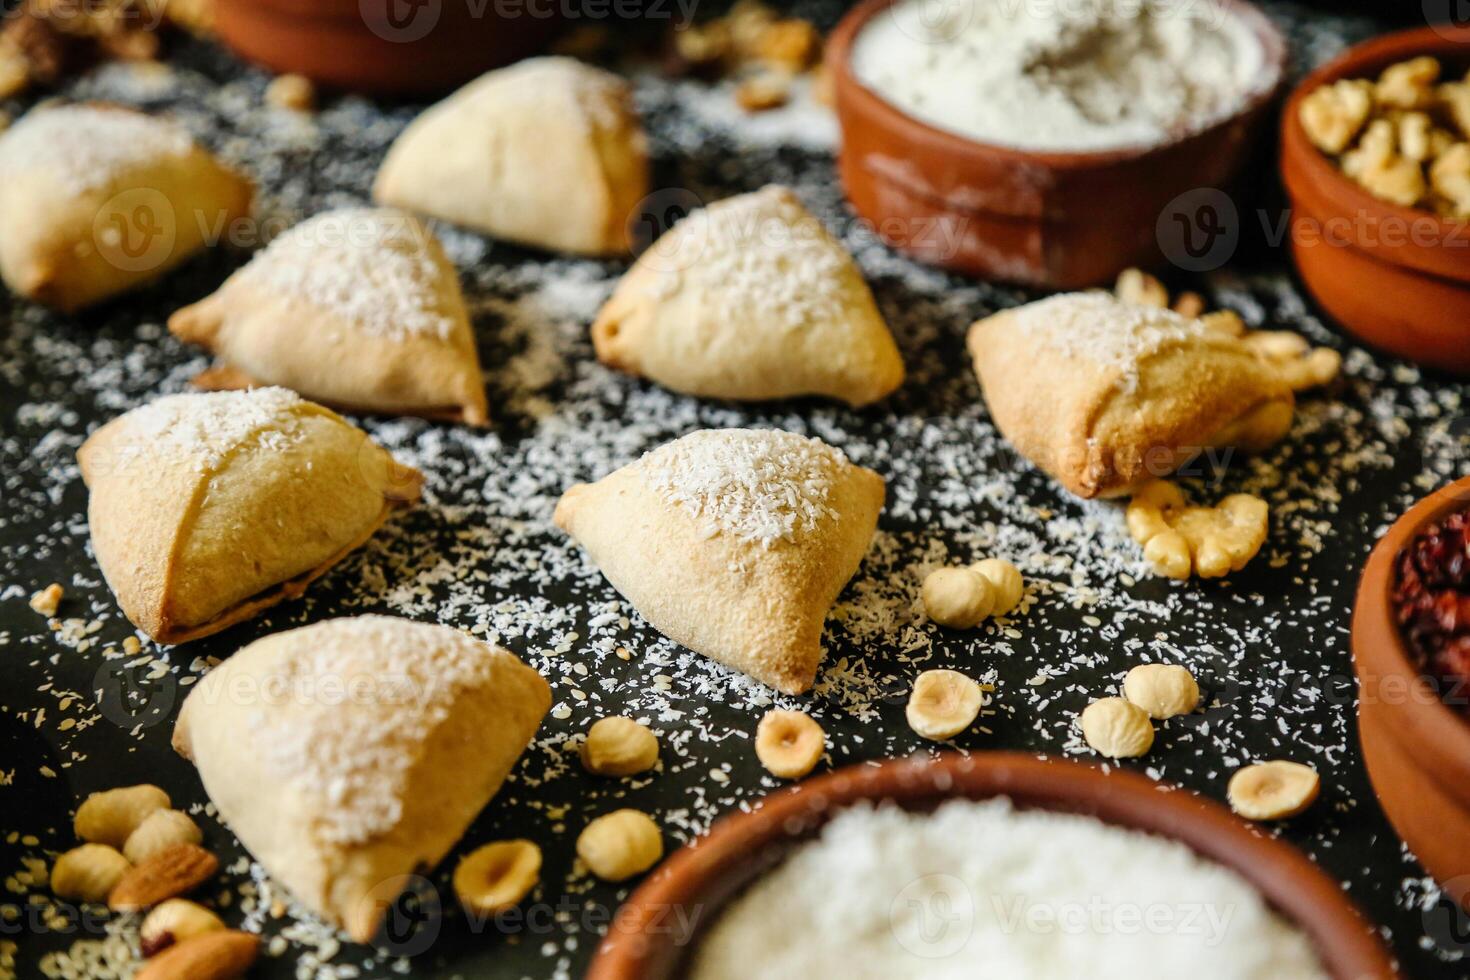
[580,717,659,777]
[1079,697,1154,758]
[125,810,203,864]
[1121,664,1199,720]
[922,567,993,628]
[1114,267,1169,308]
[906,669,984,741]
[1228,761,1320,821]
[577,810,663,882]
[971,557,1024,615]
[754,709,825,779]
[75,784,170,848]
[51,844,131,904]
[453,840,541,916]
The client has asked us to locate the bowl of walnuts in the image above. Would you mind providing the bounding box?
[1282,26,1470,375]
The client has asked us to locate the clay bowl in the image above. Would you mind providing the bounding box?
[586,752,1395,979]
[825,0,1286,289]
[214,0,562,95]
[1352,474,1470,910]
[1281,27,1470,375]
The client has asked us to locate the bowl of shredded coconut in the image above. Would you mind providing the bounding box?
[825,0,1286,287]
[586,753,1395,980]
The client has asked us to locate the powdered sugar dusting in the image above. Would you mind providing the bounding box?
[98,387,305,474]
[638,428,846,547]
[0,104,194,195]
[240,616,514,845]
[232,208,458,341]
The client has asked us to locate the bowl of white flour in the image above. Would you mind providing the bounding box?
[586,753,1394,980]
[825,0,1286,287]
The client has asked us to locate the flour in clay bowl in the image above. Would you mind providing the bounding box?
[850,0,1274,151]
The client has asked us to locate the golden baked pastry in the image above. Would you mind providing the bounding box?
[0,103,252,312]
[172,616,550,942]
[967,292,1295,498]
[592,186,904,406]
[77,388,422,644]
[169,208,488,425]
[373,57,648,256]
[554,428,884,694]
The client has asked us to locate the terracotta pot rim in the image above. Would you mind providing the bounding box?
[826,0,1286,179]
[1281,25,1470,283]
[586,752,1395,980]
[1351,475,1470,786]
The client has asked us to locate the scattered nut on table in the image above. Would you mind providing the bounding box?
[1228,761,1320,821]
[125,809,203,864]
[576,809,663,883]
[971,557,1024,616]
[1126,480,1268,580]
[906,669,985,741]
[1122,664,1200,720]
[108,842,219,911]
[922,566,993,628]
[51,844,131,903]
[580,717,660,777]
[453,840,541,916]
[75,784,171,848]
[134,929,258,980]
[140,898,225,957]
[1080,697,1154,758]
[1115,268,1169,308]
[265,73,315,111]
[28,582,62,616]
[754,708,825,779]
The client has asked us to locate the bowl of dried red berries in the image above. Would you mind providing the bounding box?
[1352,474,1470,909]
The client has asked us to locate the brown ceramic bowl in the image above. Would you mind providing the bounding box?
[586,752,1395,979]
[1352,475,1470,911]
[825,0,1286,288]
[1281,27,1470,375]
[215,0,561,95]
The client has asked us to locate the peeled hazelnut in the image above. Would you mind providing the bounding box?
[906,669,984,741]
[453,840,541,916]
[1080,697,1154,758]
[1115,267,1169,308]
[75,784,170,848]
[51,844,131,904]
[922,567,993,628]
[580,717,659,777]
[125,810,203,864]
[971,558,1024,616]
[577,810,663,882]
[754,709,825,779]
[1228,761,1320,821]
[140,899,224,957]
[1122,664,1200,720]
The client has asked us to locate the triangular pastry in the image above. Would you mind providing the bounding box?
[967,292,1295,499]
[0,103,252,312]
[554,428,884,694]
[168,208,489,425]
[172,615,551,942]
[592,186,905,407]
[373,57,648,256]
[77,388,422,644]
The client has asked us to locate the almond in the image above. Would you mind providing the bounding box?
[108,843,218,912]
[135,930,258,980]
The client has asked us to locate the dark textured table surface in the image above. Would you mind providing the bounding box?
[4,3,1470,978]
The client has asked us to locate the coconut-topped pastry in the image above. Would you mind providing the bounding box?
[169,208,488,425]
[373,57,649,256]
[968,292,1297,499]
[172,616,551,942]
[592,186,904,407]
[77,388,421,644]
[0,103,252,311]
[554,428,884,694]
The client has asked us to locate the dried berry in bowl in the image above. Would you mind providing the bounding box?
[1394,504,1470,715]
